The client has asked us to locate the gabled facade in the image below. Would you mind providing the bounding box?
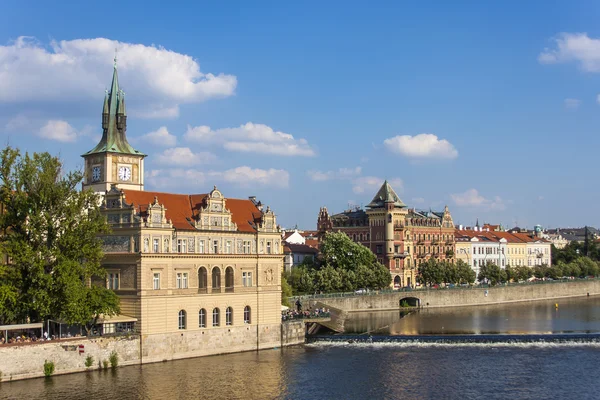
[82,64,285,361]
[317,181,456,288]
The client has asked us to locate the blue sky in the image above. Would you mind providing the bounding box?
[1,1,600,230]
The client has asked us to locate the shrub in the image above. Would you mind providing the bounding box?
[43,360,55,377]
[109,351,119,368]
[85,355,94,368]
[102,360,109,369]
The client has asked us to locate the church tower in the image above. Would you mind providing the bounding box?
[82,57,146,194]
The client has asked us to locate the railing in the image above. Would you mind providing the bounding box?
[211,287,221,294]
[289,277,600,301]
[282,312,331,322]
[225,287,234,293]
[198,288,208,294]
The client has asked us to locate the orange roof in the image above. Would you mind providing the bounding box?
[122,189,262,232]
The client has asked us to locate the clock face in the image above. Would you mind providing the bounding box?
[118,166,131,181]
[92,166,101,182]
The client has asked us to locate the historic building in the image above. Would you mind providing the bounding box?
[81,60,286,361]
[317,181,455,288]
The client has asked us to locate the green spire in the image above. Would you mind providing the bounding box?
[366,180,406,209]
[83,56,144,157]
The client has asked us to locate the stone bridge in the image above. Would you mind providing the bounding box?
[305,280,600,314]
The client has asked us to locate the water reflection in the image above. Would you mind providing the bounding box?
[344,296,600,335]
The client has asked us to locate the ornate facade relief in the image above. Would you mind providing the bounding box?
[102,236,130,253]
[194,186,238,232]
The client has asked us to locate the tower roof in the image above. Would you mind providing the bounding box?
[83,58,144,157]
[366,180,406,209]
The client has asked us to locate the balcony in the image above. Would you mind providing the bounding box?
[211,287,221,294]
[198,288,208,294]
[393,251,409,259]
[225,286,234,293]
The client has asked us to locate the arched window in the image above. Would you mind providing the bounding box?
[226,306,233,326]
[178,310,187,330]
[212,267,221,292]
[199,308,206,328]
[225,267,234,292]
[244,306,251,324]
[198,267,207,293]
[212,308,220,327]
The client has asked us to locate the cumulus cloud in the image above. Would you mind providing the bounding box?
[184,122,315,157]
[146,166,289,189]
[383,133,458,160]
[155,147,217,166]
[450,189,506,211]
[352,177,403,194]
[564,98,581,109]
[539,33,600,72]
[0,36,236,116]
[136,126,177,147]
[38,120,79,142]
[307,167,362,181]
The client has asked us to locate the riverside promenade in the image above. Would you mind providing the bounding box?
[301,279,600,313]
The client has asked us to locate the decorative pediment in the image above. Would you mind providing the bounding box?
[195,186,238,231]
[257,205,279,233]
[146,197,172,228]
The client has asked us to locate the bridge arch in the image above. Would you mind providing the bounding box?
[399,297,421,307]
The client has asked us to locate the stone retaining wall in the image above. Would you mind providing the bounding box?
[0,322,306,382]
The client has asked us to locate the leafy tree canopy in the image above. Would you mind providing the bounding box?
[0,147,119,326]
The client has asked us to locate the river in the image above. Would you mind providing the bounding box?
[2,296,600,400]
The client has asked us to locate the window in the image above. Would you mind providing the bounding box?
[226,306,233,326]
[176,272,189,289]
[244,306,251,324]
[267,242,272,254]
[376,245,383,254]
[212,267,221,290]
[243,241,251,254]
[178,310,187,330]
[242,271,253,287]
[213,240,219,254]
[198,267,207,290]
[153,238,159,253]
[225,241,232,254]
[199,309,206,328]
[153,273,160,290]
[199,240,205,253]
[212,308,220,327]
[177,239,187,253]
[108,273,120,290]
[225,267,234,291]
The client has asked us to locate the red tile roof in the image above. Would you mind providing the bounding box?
[122,189,262,233]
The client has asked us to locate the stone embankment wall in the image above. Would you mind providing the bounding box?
[0,336,140,382]
[0,322,305,382]
[308,280,600,312]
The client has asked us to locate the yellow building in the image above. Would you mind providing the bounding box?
[81,61,285,362]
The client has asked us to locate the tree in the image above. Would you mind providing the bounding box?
[281,274,293,307]
[0,147,120,326]
[319,232,377,271]
[456,260,476,284]
[478,263,506,286]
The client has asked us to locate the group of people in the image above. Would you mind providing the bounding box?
[282,302,331,321]
[0,331,80,345]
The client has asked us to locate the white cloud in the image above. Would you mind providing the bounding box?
[539,33,600,72]
[155,147,217,166]
[184,122,315,157]
[38,120,78,142]
[383,133,458,160]
[352,176,403,194]
[136,126,177,147]
[130,105,180,119]
[218,166,289,188]
[564,98,581,109]
[307,167,362,181]
[146,166,289,189]
[0,36,236,116]
[450,189,506,211]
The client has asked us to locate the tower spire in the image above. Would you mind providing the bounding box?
[83,56,143,157]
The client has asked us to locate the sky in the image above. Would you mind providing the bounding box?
[1,1,600,230]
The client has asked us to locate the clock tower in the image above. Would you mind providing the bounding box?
[82,57,146,194]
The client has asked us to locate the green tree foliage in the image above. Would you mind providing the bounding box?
[281,273,293,307]
[478,263,507,286]
[0,147,120,326]
[418,259,476,286]
[287,232,391,294]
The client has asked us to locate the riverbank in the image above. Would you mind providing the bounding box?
[0,321,305,383]
[306,279,600,313]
